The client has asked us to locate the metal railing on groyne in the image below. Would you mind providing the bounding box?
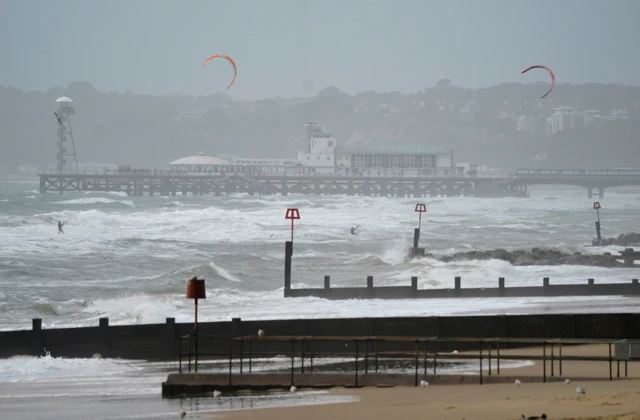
[177,334,639,386]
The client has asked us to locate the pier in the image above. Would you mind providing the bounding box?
[37,168,640,198]
[514,168,640,198]
[37,170,527,198]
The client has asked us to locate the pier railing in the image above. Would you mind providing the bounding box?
[177,334,639,387]
[36,169,509,179]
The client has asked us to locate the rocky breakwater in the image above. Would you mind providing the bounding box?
[595,232,640,247]
[438,248,626,268]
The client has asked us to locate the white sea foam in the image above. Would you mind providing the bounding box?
[0,182,639,332]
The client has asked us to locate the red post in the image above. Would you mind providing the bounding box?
[593,201,601,223]
[414,203,427,230]
[285,208,301,242]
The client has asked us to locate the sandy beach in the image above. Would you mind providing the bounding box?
[218,344,640,420]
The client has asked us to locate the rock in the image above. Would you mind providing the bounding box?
[514,254,537,266]
[488,249,510,261]
[437,246,629,268]
[564,255,585,265]
[595,232,640,247]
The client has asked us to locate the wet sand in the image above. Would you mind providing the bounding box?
[218,344,640,420]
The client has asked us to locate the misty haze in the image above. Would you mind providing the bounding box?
[1,1,640,420]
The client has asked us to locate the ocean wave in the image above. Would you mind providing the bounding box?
[55,197,136,208]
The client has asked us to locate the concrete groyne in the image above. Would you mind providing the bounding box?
[2,313,640,361]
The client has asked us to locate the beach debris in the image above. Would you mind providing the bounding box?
[521,414,547,420]
[213,390,221,398]
[564,378,571,385]
[576,386,586,395]
[420,380,429,387]
[290,385,297,393]
[92,353,102,359]
[514,379,521,386]
[179,410,186,418]
[258,329,265,337]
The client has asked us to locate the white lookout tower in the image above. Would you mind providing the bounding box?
[54,97,78,173]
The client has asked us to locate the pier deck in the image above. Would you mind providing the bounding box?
[37,171,526,198]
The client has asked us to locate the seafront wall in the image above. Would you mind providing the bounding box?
[1,313,639,361]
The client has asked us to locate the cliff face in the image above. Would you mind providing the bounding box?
[1,81,639,171]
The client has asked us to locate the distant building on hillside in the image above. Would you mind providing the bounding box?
[546,106,586,136]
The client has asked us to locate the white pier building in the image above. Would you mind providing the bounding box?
[167,123,458,177]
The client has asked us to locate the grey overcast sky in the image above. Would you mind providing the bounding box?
[1,0,639,100]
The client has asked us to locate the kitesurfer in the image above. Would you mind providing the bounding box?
[351,225,360,235]
[58,221,64,234]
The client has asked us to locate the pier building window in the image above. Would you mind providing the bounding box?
[353,154,366,167]
[365,154,373,167]
[406,155,415,168]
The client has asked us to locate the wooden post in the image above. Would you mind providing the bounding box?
[32,318,42,357]
[284,241,293,296]
[99,318,109,359]
[543,342,547,383]
[479,342,483,385]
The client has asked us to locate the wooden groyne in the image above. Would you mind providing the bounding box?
[3,313,640,361]
[283,238,640,300]
[285,275,640,300]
